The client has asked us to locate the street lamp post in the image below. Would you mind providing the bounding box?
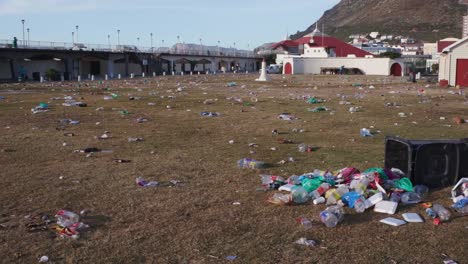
[137,37,140,47]
[217,40,220,56]
[108,34,111,49]
[150,33,153,52]
[27,28,30,47]
[72,32,75,44]
[117,30,120,46]
[75,25,79,43]
[21,19,25,47]
[199,38,203,55]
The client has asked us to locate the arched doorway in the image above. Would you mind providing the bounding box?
[390,63,402,76]
[284,62,292,75]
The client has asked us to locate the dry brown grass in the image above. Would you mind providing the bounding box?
[0,74,467,263]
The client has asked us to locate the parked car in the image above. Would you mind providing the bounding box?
[266,64,282,74]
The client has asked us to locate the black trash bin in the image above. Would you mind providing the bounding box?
[384,136,467,188]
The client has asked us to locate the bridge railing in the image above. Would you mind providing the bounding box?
[0,39,258,58]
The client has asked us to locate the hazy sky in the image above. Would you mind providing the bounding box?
[0,0,340,49]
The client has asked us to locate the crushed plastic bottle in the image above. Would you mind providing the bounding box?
[259,175,285,190]
[296,217,313,229]
[401,192,422,204]
[136,177,159,187]
[310,183,331,200]
[291,186,309,204]
[320,206,344,228]
[432,204,451,222]
[237,158,265,169]
[294,237,317,247]
[268,193,292,205]
[425,208,437,219]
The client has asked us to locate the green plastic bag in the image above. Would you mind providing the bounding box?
[302,178,322,192]
[394,178,414,192]
[363,168,388,181]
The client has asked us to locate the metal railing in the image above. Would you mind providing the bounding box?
[0,39,258,58]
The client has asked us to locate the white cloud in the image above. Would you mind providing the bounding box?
[0,0,98,15]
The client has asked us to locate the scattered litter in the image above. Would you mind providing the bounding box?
[374,201,398,214]
[294,237,317,247]
[278,113,298,120]
[308,106,328,112]
[237,158,265,169]
[226,82,237,87]
[360,128,373,137]
[128,137,144,142]
[402,213,424,223]
[380,217,407,226]
[136,177,159,187]
[39,256,49,263]
[31,103,50,114]
[54,210,88,239]
[225,255,237,261]
[113,159,131,163]
[200,111,220,117]
[136,117,148,123]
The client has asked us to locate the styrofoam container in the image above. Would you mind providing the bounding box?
[380,217,407,226]
[374,201,398,214]
[402,213,424,223]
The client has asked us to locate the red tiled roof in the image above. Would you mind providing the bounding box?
[296,36,372,57]
[437,41,457,53]
[271,36,372,57]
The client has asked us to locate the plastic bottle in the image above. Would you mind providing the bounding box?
[320,206,344,228]
[413,185,429,199]
[390,192,402,203]
[237,158,265,169]
[55,210,80,227]
[354,177,370,195]
[292,186,309,204]
[296,217,313,229]
[260,175,285,190]
[425,208,437,219]
[401,192,422,204]
[310,183,331,199]
[326,185,349,205]
[454,205,468,216]
[341,192,366,213]
[432,204,451,222]
[354,197,367,213]
[313,197,326,205]
[298,143,308,152]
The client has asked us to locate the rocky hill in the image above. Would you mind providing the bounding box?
[291,0,468,42]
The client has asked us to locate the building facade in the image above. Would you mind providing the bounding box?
[439,37,468,87]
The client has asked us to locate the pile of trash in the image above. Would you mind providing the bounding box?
[53,210,88,239]
[258,168,466,227]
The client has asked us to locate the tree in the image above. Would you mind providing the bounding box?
[379,52,402,59]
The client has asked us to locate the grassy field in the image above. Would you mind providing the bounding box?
[0,74,467,263]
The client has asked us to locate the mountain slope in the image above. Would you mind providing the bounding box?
[291,0,468,42]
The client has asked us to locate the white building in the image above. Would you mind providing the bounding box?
[463,15,468,38]
[282,56,404,76]
[369,32,380,39]
[439,36,468,87]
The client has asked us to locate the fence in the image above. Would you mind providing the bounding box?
[0,39,258,58]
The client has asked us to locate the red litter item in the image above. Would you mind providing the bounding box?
[433,218,441,226]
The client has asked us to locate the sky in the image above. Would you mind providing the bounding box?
[0,0,340,49]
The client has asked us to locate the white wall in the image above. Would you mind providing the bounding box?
[284,57,392,75]
[447,42,468,86]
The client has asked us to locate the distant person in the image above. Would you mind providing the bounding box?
[13,37,18,48]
